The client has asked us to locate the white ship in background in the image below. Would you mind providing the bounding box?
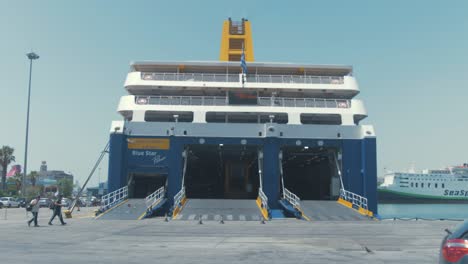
[378,164,468,202]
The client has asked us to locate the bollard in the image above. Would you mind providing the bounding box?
[198,214,203,225]
[64,210,72,219]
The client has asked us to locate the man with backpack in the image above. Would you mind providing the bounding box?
[27,195,41,227]
[48,194,66,226]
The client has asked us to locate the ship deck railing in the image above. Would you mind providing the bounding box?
[141,72,344,85]
[135,95,351,108]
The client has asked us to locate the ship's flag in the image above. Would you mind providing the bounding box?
[241,45,247,75]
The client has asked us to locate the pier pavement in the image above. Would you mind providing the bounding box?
[0,207,459,264]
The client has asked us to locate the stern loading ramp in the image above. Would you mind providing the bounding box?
[279,146,371,221]
[97,199,147,220]
[97,189,167,220]
[174,144,266,221]
[97,180,168,220]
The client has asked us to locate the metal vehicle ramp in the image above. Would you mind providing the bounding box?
[97,199,147,220]
[174,199,263,221]
[300,200,371,221]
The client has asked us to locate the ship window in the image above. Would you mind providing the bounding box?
[435,183,438,188]
[300,114,342,125]
[121,110,133,121]
[145,111,194,122]
[442,183,445,188]
[206,112,288,124]
[428,183,431,188]
[229,39,244,50]
[415,183,418,187]
[353,114,367,125]
[229,54,241,61]
[410,182,413,187]
[421,183,424,188]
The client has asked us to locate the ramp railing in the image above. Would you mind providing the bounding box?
[339,189,368,211]
[101,186,128,211]
[174,186,186,208]
[283,188,301,209]
[145,186,165,208]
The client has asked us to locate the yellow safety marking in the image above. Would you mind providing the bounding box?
[137,198,165,220]
[75,213,96,219]
[255,197,269,220]
[127,138,170,150]
[296,207,311,221]
[337,198,375,218]
[337,198,353,208]
[172,197,187,219]
[94,199,128,219]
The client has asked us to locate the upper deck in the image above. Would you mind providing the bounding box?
[125,61,360,98]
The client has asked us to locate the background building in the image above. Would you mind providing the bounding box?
[37,161,73,186]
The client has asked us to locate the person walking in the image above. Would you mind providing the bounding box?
[48,194,66,225]
[28,195,41,227]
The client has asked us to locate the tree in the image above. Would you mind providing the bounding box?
[57,178,73,198]
[29,171,38,187]
[0,146,15,191]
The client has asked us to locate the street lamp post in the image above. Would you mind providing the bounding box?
[23,52,39,196]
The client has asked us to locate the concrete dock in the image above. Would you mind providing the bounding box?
[0,207,461,264]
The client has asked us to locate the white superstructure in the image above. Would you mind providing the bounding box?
[113,61,371,134]
[379,165,468,200]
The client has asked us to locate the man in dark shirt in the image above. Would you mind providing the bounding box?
[48,194,67,225]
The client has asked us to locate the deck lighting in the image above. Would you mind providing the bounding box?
[304,146,309,150]
[22,51,39,195]
[136,97,148,104]
[173,114,179,123]
[219,144,224,147]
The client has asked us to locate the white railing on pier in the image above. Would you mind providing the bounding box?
[141,72,344,85]
[339,189,368,211]
[258,188,269,212]
[283,188,301,209]
[101,186,128,211]
[135,95,351,109]
[174,186,186,208]
[145,186,165,208]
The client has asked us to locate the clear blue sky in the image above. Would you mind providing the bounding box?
[1,0,467,186]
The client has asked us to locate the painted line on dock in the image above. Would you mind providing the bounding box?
[297,207,311,221]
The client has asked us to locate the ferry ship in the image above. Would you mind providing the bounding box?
[101,18,378,221]
[378,164,468,203]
